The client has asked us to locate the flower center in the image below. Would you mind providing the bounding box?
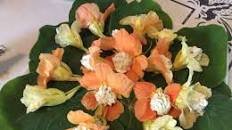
[112,52,133,73]
[81,54,94,70]
[95,85,116,106]
[74,125,90,130]
[150,89,171,115]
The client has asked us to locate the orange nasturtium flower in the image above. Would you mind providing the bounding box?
[36,48,80,88]
[120,11,163,43]
[93,29,148,82]
[76,3,115,37]
[67,110,108,130]
[133,82,182,122]
[146,29,177,84]
[80,63,134,121]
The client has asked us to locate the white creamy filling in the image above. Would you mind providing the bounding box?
[95,85,116,106]
[80,54,94,70]
[112,52,133,73]
[150,90,171,115]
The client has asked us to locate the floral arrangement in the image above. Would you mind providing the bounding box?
[0,0,231,130]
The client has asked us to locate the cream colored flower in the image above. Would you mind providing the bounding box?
[155,29,177,43]
[55,21,87,52]
[173,37,209,72]
[21,85,80,113]
[143,115,183,130]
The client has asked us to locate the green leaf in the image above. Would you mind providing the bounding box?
[0,73,87,130]
[174,25,228,88]
[189,90,232,130]
[212,82,232,97]
[108,0,173,33]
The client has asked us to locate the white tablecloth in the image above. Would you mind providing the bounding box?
[0,0,231,87]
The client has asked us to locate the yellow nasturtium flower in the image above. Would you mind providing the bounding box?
[120,11,163,43]
[55,21,87,52]
[175,82,212,129]
[143,115,183,130]
[173,37,209,72]
[21,85,80,113]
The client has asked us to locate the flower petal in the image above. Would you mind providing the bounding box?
[80,71,101,90]
[134,82,156,99]
[92,36,115,50]
[147,49,173,84]
[179,108,198,129]
[165,83,182,103]
[112,29,142,56]
[67,110,95,125]
[101,3,115,22]
[168,107,182,119]
[95,63,114,83]
[81,91,98,110]
[134,99,156,122]
[52,48,64,60]
[103,101,124,121]
[107,73,134,98]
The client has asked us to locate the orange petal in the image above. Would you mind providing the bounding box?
[130,55,148,80]
[165,83,182,103]
[52,48,64,60]
[81,91,98,110]
[147,48,173,83]
[95,63,114,83]
[104,101,124,121]
[37,76,49,88]
[80,71,101,90]
[67,110,95,125]
[92,37,115,51]
[101,3,116,22]
[76,3,101,28]
[107,73,134,98]
[155,38,172,58]
[169,107,182,119]
[126,69,140,82]
[134,99,156,122]
[134,82,156,99]
[113,29,142,56]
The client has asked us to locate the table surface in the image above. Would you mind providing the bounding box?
[0,0,231,87]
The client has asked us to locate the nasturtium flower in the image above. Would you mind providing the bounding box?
[36,48,80,88]
[147,48,173,84]
[93,29,148,82]
[120,11,163,43]
[133,82,180,122]
[67,110,108,130]
[80,63,134,121]
[173,37,209,72]
[75,3,115,37]
[173,82,212,129]
[55,21,87,52]
[146,30,177,84]
[20,85,79,113]
[143,115,183,130]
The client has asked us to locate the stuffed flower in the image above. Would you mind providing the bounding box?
[80,63,134,121]
[120,11,163,43]
[75,3,115,37]
[173,37,209,72]
[133,82,180,122]
[67,110,108,130]
[93,29,148,82]
[36,48,80,88]
[146,29,177,84]
[143,115,183,130]
[20,85,79,113]
[55,21,87,52]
